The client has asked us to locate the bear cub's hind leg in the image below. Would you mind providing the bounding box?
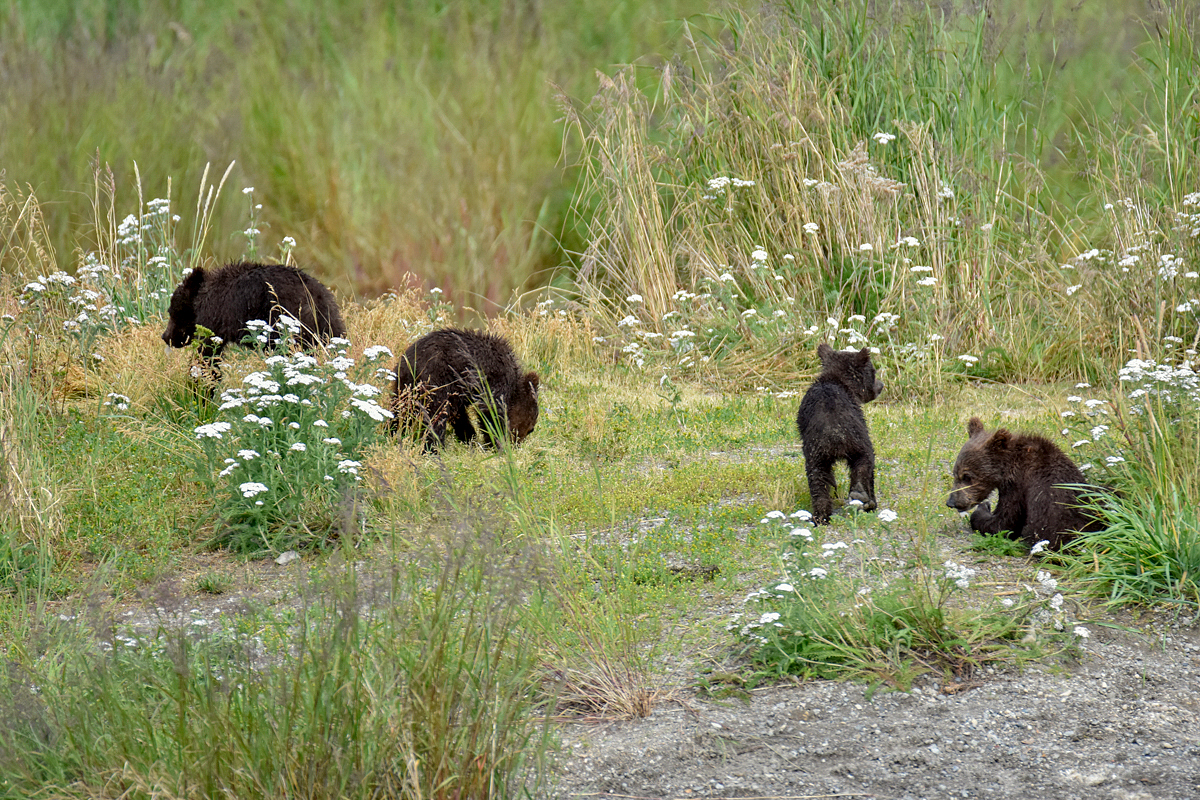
[847,451,877,511]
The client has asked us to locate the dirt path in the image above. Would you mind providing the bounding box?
[550,620,1200,800]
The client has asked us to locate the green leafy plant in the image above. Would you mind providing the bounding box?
[191,324,394,554]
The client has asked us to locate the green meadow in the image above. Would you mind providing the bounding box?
[0,1,1198,797]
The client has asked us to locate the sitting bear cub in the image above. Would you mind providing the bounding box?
[796,343,884,524]
[946,417,1103,551]
[390,328,539,451]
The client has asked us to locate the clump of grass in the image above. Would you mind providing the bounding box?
[739,509,1089,690]
[544,537,678,720]
[194,572,231,595]
[0,538,554,799]
[1059,358,1200,607]
[1070,498,1200,609]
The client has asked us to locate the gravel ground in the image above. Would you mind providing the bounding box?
[550,620,1200,800]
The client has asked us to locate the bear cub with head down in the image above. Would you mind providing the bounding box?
[390,328,539,451]
[796,343,884,524]
[946,417,1102,551]
[162,261,346,356]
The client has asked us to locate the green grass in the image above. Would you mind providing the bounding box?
[0,0,718,302]
[57,413,195,586]
[0,292,1179,795]
[0,537,553,799]
[1070,496,1200,608]
[2,0,1200,795]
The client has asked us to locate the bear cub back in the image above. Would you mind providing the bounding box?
[390,328,539,451]
[796,343,884,524]
[162,261,346,354]
[946,417,1102,551]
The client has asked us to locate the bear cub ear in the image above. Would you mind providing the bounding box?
[967,417,985,438]
[524,371,540,395]
[988,428,1011,449]
[815,342,835,363]
[180,266,207,296]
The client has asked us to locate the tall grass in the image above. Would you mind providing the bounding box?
[566,1,1200,388]
[0,0,714,304]
[0,374,60,599]
[1061,360,1200,608]
[0,538,554,799]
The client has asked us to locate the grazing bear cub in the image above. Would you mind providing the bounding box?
[390,328,539,451]
[946,417,1102,551]
[796,343,884,524]
[162,261,346,356]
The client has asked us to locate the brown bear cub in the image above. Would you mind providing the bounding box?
[390,328,539,451]
[946,417,1102,551]
[796,343,884,524]
[162,261,346,356]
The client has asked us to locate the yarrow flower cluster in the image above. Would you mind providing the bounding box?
[943,560,976,589]
[191,329,394,552]
[703,175,756,199]
[758,508,815,542]
[736,506,906,645]
[1119,357,1200,411]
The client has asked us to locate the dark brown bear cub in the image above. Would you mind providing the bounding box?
[796,343,884,524]
[162,261,346,356]
[390,328,539,451]
[946,417,1102,551]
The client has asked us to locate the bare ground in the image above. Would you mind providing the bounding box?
[549,617,1200,800]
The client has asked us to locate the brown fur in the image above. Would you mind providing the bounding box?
[946,417,1102,551]
[796,343,884,524]
[162,261,346,355]
[389,328,539,451]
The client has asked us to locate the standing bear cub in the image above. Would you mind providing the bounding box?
[162,261,346,355]
[390,328,539,451]
[796,343,884,524]
[946,417,1102,551]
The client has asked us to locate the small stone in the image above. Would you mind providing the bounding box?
[275,550,300,566]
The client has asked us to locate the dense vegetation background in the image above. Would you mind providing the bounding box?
[1,0,714,302]
[3,0,1197,327]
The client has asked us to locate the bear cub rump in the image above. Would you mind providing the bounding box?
[390,328,539,451]
[946,417,1102,551]
[796,343,884,524]
[162,261,346,355]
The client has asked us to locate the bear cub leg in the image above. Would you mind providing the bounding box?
[805,459,838,525]
[847,452,877,511]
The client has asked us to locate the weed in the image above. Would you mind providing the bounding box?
[739,508,1089,690]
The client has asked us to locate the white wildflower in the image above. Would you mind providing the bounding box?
[195,422,233,439]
